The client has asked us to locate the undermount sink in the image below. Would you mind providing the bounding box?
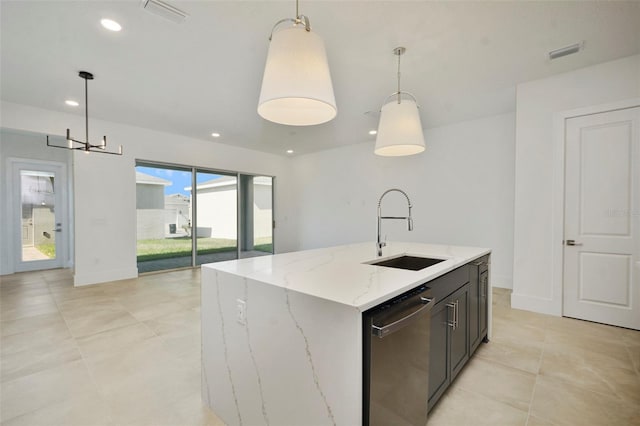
[366,255,445,271]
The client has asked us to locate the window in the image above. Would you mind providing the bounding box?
[135,161,274,273]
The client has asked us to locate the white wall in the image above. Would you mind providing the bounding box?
[512,54,640,315]
[1,101,297,285]
[291,112,516,289]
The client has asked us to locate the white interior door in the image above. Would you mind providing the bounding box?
[563,107,640,330]
[12,160,69,272]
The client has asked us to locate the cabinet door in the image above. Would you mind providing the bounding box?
[450,284,469,381]
[469,264,480,353]
[428,301,450,410]
[479,270,488,339]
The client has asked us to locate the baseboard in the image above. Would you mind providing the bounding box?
[73,266,138,286]
[511,292,561,316]
[490,273,513,290]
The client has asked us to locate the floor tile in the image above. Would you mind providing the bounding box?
[1,391,111,426]
[475,335,543,374]
[125,300,187,322]
[0,312,67,338]
[0,301,59,322]
[530,375,640,426]
[428,386,528,426]
[453,356,536,412]
[75,322,157,362]
[1,336,81,383]
[539,343,640,406]
[0,359,95,422]
[525,415,558,426]
[61,308,138,339]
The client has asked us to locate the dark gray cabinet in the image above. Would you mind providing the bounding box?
[449,284,469,379]
[469,256,490,354]
[428,256,489,412]
[428,283,469,410]
[428,300,450,406]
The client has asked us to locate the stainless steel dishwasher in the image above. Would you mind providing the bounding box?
[363,285,435,426]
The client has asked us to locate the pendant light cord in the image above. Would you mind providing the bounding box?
[84,76,89,148]
[397,51,401,104]
[295,0,299,19]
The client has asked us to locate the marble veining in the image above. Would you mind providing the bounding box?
[351,270,378,306]
[214,271,243,425]
[283,280,336,425]
[242,278,270,426]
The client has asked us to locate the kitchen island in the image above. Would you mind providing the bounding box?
[201,242,491,425]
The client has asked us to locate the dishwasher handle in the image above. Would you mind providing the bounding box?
[371,296,435,338]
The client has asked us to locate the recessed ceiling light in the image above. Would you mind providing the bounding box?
[101,18,122,32]
[65,100,79,107]
[211,132,221,138]
[286,149,294,154]
[369,129,377,135]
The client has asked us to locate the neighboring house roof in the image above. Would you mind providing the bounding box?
[184,175,272,191]
[136,171,171,186]
[165,194,190,203]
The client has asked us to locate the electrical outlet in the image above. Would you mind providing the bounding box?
[236,299,246,326]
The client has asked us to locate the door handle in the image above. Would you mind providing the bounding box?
[446,301,459,330]
[565,239,582,246]
[455,300,459,330]
[371,297,435,338]
[446,302,456,330]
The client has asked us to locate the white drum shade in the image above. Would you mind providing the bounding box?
[374,98,425,156]
[258,25,337,126]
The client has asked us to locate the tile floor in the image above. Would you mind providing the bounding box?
[1,269,639,426]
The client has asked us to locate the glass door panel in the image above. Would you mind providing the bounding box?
[135,164,192,273]
[195,171,238,265]
[20,171,57,262]
[240,175,274,259]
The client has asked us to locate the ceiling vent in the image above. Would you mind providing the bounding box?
[548,42,583,60]
[141,0,188,24]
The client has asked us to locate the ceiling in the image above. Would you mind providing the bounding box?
[1,1,639,156]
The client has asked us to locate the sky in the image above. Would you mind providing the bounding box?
[136,166,224,196]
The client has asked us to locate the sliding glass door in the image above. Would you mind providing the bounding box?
[135,164,193,273]
[136,162,274,273]
[194,171,238,266]
[239,175,273,259]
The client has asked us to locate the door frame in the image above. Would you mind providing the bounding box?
[551,98,640,317]
[8,157,72,272]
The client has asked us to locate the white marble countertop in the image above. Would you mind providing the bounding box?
[204,242,490,311]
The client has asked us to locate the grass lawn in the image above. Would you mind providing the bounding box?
[137,237,273,262]
[35,242,55,258]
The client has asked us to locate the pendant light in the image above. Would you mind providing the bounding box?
[374,47,425,156]
[46,71,123,156]
[257,0,336,126]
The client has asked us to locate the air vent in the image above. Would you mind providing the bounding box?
[549,42,583,60]
[141,0,188,23]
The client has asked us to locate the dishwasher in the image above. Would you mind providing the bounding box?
[363,284,435,426]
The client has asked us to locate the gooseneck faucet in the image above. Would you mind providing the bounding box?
[377,188,414,256]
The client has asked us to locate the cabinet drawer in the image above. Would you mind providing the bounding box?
[428,265,470,304]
